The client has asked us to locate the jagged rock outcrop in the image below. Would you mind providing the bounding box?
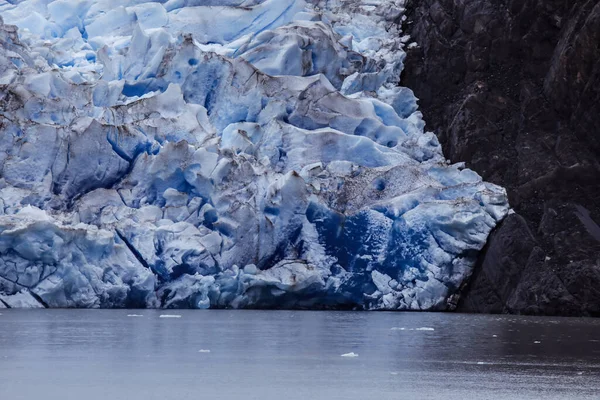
[403,0,600,315]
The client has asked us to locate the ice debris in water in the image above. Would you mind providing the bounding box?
[391,327,434,331]
[159,314,182,318]
[198,349,211,353]
[0,0,509,310]
[127,314,144,317]
[341,352,359,358]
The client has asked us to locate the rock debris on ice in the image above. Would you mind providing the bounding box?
[0,0,509,309]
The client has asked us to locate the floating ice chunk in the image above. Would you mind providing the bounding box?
[198,349,211,353]
[341,352,359,358]
[534,341,541,344]
[159,314,182,318]
[127,314,144,317]
[391,327,434,331]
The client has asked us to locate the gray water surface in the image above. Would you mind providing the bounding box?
[1,310,599,400]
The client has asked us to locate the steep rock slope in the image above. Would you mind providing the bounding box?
[403,0,600,315]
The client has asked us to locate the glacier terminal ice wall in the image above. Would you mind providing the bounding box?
[0,0,509,309]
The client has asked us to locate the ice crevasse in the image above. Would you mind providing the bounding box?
[0,0,509,310]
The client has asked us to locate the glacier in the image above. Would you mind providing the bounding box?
[0,0,509,310]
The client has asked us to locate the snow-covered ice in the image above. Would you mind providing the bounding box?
[0,0,509,309]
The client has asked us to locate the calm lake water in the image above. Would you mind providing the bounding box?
[1,310,599,400]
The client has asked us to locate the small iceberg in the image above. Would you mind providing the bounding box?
[127,314,144,317]
[159,314,182,318]
[341,352,359,358]
[415,327,435,331]
[534,341,541,344]
[391,327,406,331]
[198,349,211,353]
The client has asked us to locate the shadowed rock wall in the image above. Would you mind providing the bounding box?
[402,0,600,315]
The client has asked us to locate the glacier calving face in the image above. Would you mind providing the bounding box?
[0,0,509,309]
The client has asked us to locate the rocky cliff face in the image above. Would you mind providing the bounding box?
[402,0,600,315]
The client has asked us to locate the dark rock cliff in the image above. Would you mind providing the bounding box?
[402,0,600,315]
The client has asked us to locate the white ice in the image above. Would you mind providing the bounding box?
[0,0,509,310]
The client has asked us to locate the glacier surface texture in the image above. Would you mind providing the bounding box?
[0,0,509,309]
